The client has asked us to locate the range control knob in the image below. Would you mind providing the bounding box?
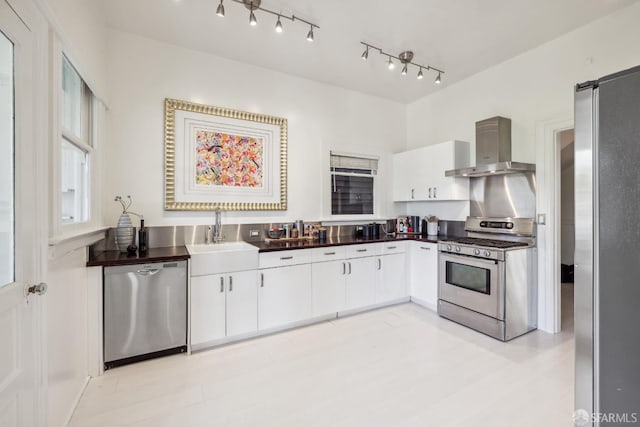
[484,250,491,257]
[446,245,452,251]
[474,248,481,256]
[455,246,461,253]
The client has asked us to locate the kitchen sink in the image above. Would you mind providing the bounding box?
[187,241,259,276]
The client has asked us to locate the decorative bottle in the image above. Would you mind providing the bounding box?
[138,218,148,255]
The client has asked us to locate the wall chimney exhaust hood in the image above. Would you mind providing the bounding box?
[445,117,535,177]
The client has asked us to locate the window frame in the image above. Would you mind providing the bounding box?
[327,151,380,220]
[50,44,101,238]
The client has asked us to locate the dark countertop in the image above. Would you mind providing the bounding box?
[87,246,190,267]
[249,234,447,252]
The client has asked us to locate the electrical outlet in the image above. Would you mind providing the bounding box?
[537,214,546,225]
[249,230,260,237]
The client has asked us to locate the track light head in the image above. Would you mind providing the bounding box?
[401,64,408,75]
[249,10,257,26]
[275,16,283,33]
[417,68,424,80]
[306,26,314,42]
[435,72,442,84]
[216,0,225,17]
[387,57,395,70]
[361,46,369,61]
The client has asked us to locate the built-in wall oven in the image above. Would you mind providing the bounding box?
[438,217,537,341]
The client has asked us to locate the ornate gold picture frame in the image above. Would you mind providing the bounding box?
[164,98,288,211]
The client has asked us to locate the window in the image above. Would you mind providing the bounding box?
[330,152,378,215]
[61,56,92,224]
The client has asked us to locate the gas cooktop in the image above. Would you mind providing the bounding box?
[441,237,529,249]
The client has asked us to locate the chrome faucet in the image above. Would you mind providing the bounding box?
[211,208,224,243]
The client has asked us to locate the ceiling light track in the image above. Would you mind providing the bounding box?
[216,0,319,41]
[360,42,444,84]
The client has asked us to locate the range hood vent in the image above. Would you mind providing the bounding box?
[445,117,536,177]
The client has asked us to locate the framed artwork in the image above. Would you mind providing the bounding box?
[164,98,288,211]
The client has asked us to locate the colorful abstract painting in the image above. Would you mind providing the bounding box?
[195,130,264,187]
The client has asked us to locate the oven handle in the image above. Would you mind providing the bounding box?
[438,251,500,266]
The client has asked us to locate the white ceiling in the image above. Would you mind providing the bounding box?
[97,0,638,103]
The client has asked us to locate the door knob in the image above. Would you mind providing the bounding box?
[25,282,47,296]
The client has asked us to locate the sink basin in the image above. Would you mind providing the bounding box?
[187,241,259,276]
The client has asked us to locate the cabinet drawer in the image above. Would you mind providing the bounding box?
[345,243,380,259]
[310,246,346,263]
[380,241,407,255]
[259,249,312,269]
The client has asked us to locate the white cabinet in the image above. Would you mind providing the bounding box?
[344,256,376,310]
[375,253,407,303]
[258,263,312,330]
[190,270,258,346]
[393,140,470,201]
[409,241,438,309]
[311,259,346,317]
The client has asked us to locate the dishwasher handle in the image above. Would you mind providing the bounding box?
[136,269,160,276]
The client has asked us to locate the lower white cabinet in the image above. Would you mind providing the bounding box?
[190,270,258,346]
[344,256,376,310]
[409,242,438,308]
[375,253,407,303]
[258,264,312,330]
[311,260,346,317]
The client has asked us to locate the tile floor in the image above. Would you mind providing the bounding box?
[70,285,575,427]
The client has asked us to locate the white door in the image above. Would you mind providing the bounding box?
[190,275,226,346]
[345,257,376,310]
[0,2,45,426]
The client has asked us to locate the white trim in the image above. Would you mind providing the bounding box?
[63,376,90,427]
[535,114,574,334]
[48,227,107,261]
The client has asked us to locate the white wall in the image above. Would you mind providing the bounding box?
[38,0,108,100]
[406,2,640,332]
[407,3,640,155]
[103,30,406,227]
[46,248,89,427]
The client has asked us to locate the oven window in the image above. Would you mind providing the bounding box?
[445,261,491,294]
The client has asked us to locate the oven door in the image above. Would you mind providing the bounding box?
[438,252,505,320]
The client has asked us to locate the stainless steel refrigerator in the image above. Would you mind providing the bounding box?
[575,66,640,425]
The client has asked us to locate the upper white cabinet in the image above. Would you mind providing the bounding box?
[393,140,470,201]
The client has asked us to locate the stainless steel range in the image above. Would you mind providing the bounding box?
[438,217,537,341]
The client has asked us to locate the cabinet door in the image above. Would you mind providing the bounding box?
[375,253,407,303]
[344,257,376,310]
[226,270,258,337]
[393,151,416,201]
[311,260,346,317]
[190,274,226,345]
[410,242,438,307]
[258,264,312,330]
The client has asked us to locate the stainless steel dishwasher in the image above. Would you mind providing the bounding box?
[104,260,187,369]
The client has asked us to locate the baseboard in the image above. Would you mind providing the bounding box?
[410,296,437,312]
[63,376,90,427]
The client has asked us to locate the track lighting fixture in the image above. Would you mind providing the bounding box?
[360,42,444,85]
[216,0,225,17]
[216,0,319,42]
[361,45,369,60]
